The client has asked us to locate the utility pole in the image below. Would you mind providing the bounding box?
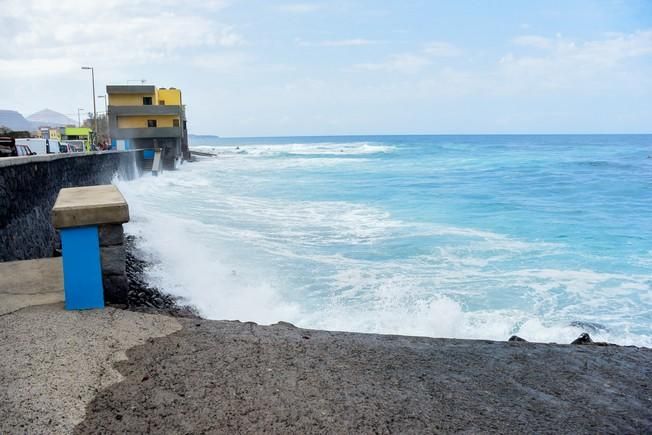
[98,95,109,145]
[81,66,97,147]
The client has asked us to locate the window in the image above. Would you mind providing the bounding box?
[143,96,153,105]
[147,119,157,128]
[159,100,165,105]
[173,119,180,127]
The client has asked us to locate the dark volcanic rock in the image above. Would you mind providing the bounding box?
[508,335,527,342]
[0,152,144,261]
[571,333,610,346]
[572,333,594,345]
[74,320,652,434]
[124,235,199,318]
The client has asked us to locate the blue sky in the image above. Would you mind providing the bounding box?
[1,0,651,136]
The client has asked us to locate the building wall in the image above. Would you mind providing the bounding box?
[0,151,145,261]
[109,93,155,106]
[116,115,180,129]
[157,88,182,105]
[36,128,61,140]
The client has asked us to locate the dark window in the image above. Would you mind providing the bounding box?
[173,119,180,127]
[147,119,157,128]
[159,100,165,105]
[143,96,153,105]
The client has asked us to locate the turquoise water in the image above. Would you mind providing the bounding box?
[118,135,652,346]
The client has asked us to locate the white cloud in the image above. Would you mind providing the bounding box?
[298,38,378,47]
[352,41,461,73]
[498,30,652,92]
[0,0,241,78]
[355,53,431,73]
[423,41,462,57]
[512,35,553,50]
[192,53,250,72]
[278,3,323,13]
[349,30,652,105]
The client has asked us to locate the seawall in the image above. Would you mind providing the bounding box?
[0,151,145,261]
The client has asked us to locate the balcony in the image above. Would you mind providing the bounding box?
[107,85,156,94]
[109,105,183,116]
[111,127,182,140]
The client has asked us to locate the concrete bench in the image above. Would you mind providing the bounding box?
[52,185,129,310]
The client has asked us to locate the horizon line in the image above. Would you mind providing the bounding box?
[189,132,652,139]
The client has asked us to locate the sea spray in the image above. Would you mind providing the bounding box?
[115,135,652,346]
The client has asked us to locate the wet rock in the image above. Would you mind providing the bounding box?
[508,335,527,342]
[99,224,124,247]
[274,321,297,329]
[571,333,593,345]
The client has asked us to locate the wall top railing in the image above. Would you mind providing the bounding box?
[0,149,144,169]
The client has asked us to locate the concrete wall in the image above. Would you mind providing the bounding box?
[117,115,180,128]
[0,151,145,262]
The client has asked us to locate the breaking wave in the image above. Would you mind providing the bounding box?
[113,136,652,347]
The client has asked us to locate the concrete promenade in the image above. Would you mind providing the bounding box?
[0,258,64,315]
[1,301,650,433]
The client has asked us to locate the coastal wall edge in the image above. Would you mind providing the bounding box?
[0,151,145,261]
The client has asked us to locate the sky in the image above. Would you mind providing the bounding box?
[1,0,651,136]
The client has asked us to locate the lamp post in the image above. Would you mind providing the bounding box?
[97,95,107,115]
[81,66,97,146]
[97,95,109,148]
[77,108,85,127]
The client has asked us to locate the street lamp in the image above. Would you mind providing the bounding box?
[77,108,85,127]
[81,66,97,146]
[97,95,109,146]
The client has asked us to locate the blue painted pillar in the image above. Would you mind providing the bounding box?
[60,225,104,310]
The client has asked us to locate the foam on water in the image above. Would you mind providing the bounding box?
[114,136,652,347]
[193,141,395,157]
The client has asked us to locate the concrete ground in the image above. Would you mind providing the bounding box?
[0,305,181,434]
[75,318,652,434]
[0,257,64,316]
[0,292,650,433]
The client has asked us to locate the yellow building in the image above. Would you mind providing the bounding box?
[107,85,188,167]
[36,127,62,140]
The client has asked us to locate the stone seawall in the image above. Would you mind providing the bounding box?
[0,151,144,261]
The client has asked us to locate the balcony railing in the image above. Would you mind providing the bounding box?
[109,105,183,116]
[110,127,182,139]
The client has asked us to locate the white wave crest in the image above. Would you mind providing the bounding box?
[191,141,395,157]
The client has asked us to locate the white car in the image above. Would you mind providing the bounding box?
[15,138,61,155]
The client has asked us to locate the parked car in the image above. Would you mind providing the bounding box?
[16,144,36,156]
[15,138,61,155]
[59,142,72,153]
[0,137,36,157]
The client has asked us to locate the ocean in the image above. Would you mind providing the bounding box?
[116,135,652,346]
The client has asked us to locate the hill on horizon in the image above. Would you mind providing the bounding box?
[0,110,34,131]
[27,109,76,127]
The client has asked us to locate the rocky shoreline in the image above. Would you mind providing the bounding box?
[123,235,199,319]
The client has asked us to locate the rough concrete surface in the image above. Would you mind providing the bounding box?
[52,185,129,229]
[76,319,652,434]
[0,304,181,434]
[0,257,63,315]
